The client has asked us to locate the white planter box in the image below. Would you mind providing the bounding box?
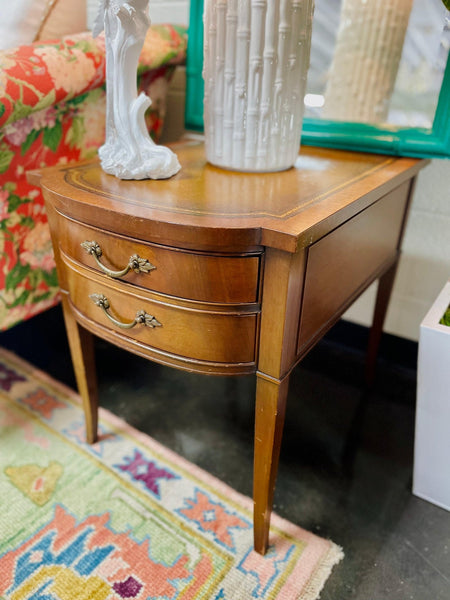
[413,280,450,511]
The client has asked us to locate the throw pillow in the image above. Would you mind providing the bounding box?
[0,0,86,51]
[38,0,86,41]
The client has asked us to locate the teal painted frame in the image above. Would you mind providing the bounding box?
[185,0,450,159]
[185,0,204,132]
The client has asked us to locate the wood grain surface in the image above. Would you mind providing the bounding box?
[29,142,425,253]
[30,141,428,555]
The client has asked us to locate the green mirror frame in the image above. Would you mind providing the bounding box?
[185,0,450,159]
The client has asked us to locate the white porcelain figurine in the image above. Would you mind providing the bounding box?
[93,0,181,180]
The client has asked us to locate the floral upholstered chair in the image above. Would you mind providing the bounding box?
[0,25,187,331]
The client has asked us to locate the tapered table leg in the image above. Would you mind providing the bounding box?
[253,374,290,555]
[365,259,399,386]
[61,293,99,443]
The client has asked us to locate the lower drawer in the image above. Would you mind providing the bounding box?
[65,266,258,365]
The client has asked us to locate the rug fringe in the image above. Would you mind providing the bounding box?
[299,542,344,600]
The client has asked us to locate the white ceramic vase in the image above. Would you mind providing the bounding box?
[203,0,314,173]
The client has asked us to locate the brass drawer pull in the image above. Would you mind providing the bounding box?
[89,294,162,330]
[81,241,156,278]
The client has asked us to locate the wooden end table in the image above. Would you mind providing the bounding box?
[29,142,427,555]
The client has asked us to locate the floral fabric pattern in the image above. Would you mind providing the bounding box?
[0,26,187,331]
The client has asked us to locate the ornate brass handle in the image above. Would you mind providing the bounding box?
[89,294,162,330]
[81,241,156,278]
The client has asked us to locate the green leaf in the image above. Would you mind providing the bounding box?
[5,263,31,290]
[4,181,17,192]
[21,129,41,155]
[67,92,89,106]
[8,290,30,308]
[8,99,31,123]
[66,117,85,148]
[8,194,31,212]
[442,0,450,10]
[33,90,56,114]
[43,121,63,153]
[72,39,93,53]
[42,268,59,288]
[0,148,14,174]
[32,291,52,303]
[20,216,35,228]
[439,305,450,326]
[0,103,5,119]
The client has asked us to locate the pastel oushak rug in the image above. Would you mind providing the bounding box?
[0,347,343,599]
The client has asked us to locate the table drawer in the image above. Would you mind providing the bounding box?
[298,182,409,351]
[65,265,258,365]
[59,218,261,304]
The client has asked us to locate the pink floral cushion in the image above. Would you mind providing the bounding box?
[0,26,187,331]
[0,25,187,127]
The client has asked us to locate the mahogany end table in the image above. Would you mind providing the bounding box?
[29,142,427,554]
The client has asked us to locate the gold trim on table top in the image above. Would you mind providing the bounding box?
[61,154,395,220]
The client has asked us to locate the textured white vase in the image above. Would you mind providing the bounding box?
[203,0,314,173]
[323,0,414,124]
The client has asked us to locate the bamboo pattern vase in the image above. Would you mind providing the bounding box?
[322,0,414,124]
[203,0,314,172]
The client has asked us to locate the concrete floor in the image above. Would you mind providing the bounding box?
[2,306,450,599]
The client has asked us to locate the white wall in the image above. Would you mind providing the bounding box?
[86,1,190,29]
[149,1,190,26]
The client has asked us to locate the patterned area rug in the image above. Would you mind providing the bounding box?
[0,347,343,599]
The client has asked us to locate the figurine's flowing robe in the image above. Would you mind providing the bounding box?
[94,0,180,180]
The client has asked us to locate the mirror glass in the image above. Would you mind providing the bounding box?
[305,0,449,129]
